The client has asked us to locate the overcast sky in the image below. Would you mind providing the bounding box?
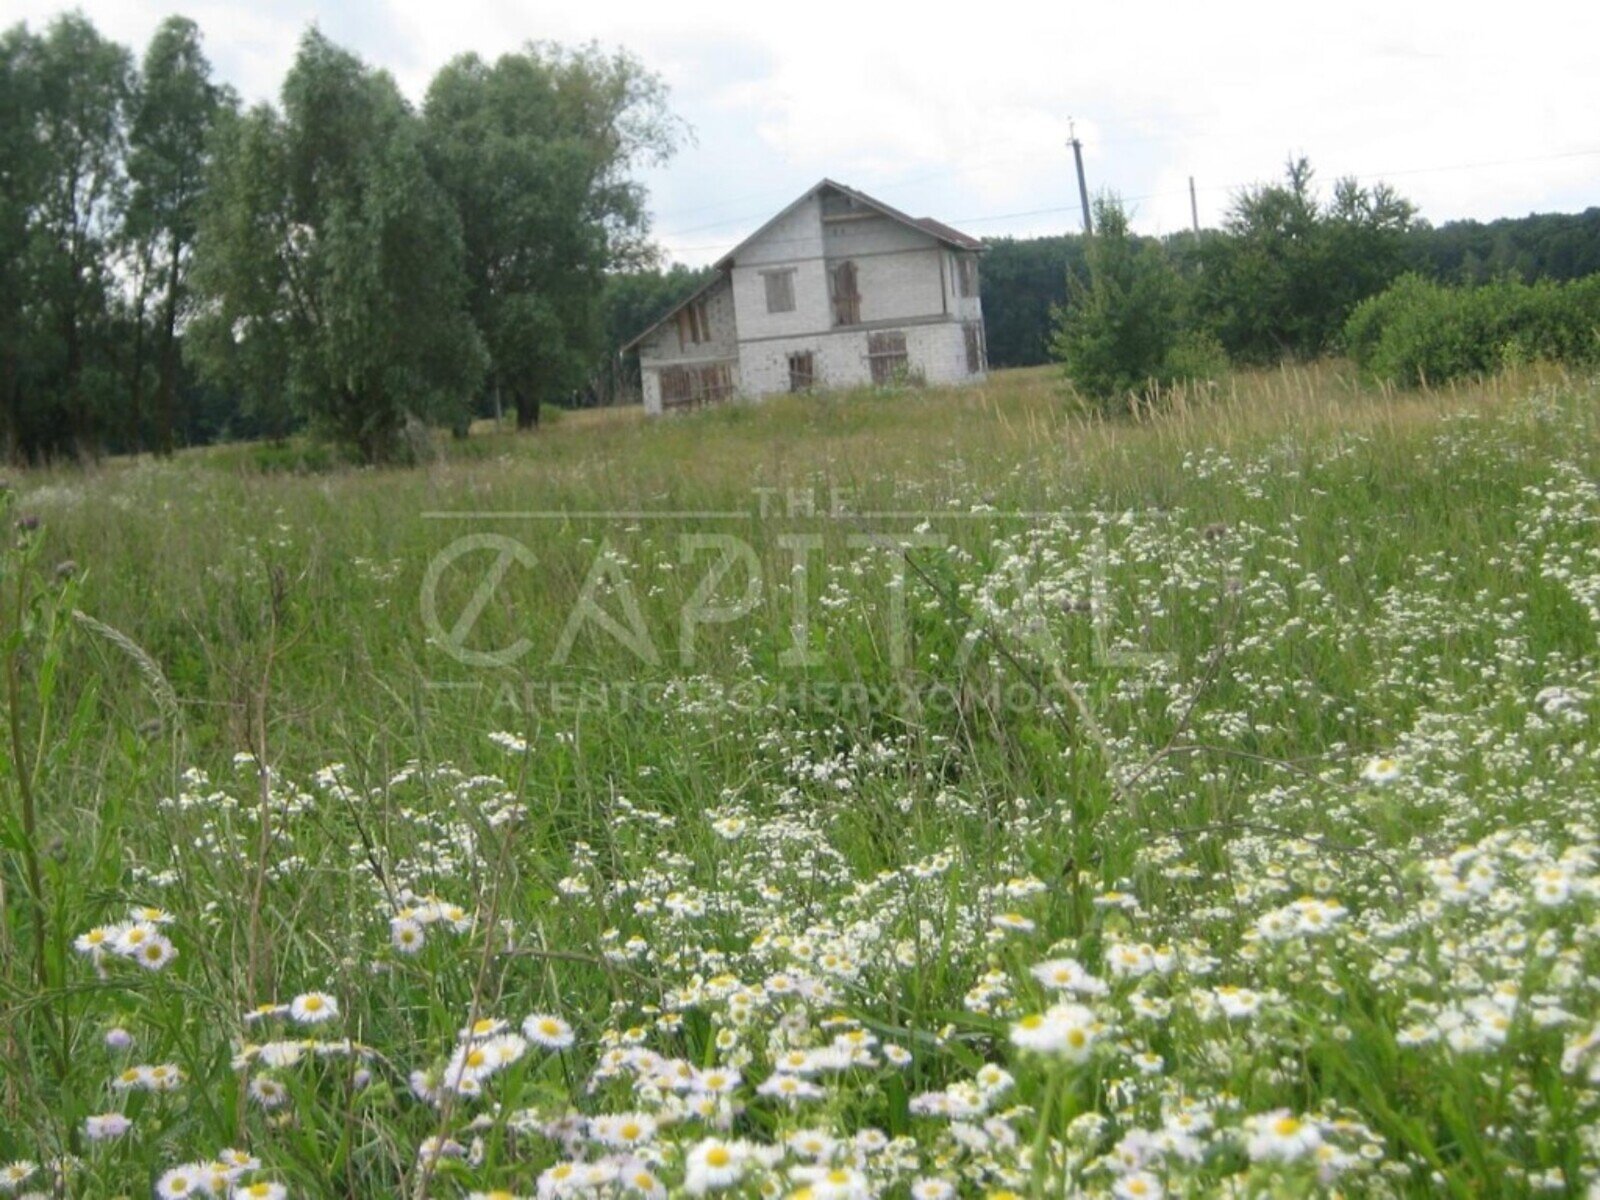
[16,0,1600,266]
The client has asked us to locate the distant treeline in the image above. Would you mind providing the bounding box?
[2,12,677,462]
[977,205,1600,370]
[609,199,1600,380]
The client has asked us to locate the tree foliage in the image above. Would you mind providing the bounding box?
[190,32,487,461]
[0,13,677,462]
[1050,198,1222,408]
[1192,158,1414,363]
[125,17,232,453]
[422,45,678,429]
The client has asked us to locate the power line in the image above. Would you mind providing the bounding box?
[652,145,1600,259]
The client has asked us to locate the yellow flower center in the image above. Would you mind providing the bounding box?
[705,1147,732,1168]
[1274,1116,1302,1136]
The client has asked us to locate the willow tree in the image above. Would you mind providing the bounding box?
[189,31,483,460]
[125,17,231,454]
[423,44,678,428]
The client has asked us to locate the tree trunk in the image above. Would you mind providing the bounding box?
[513,387,539,430]
[128,285,148,456]
[155,234,182,457]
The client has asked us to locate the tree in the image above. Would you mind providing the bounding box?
[1051,197,1212,408]
[189,31,484,461]
[979,235,1089,368]
[125,17,232,454]
[423,44,678,429]
[0,25,45,458]
[1194,158,1414,363]
[20,14,132,459]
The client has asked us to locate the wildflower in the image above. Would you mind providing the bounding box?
[1361,756,1402,786]
[910,1181,955,1200]
[113,921,160,956]
[233,1184,288,1200]
[592,1113,657,1148]
[785,1130,836,1160]
[685,1140,745,1194]
[792,1167,869,1200]
[524,1014,575,1049]
[249,1077,289,1109]
[757,1074,824,1102]
[693,1067,742,1094]
[0,1163,38,1190]
[84,1112,132,1140]
[1112,1174,1163,1200]
[156,1165,208,1198]
[391,917,426,954]
[620,1169,665,1200]
[1030,958,1109,997]
[1214,986,1263,1019]
[1533,867,1571,907]
[105,1026,133,1050]
[133,935,179,971]
[991,912,1035,933]
[288,992,338,1024]
[1245,1111,1323,1163]
[1009,1004,1098,1061]
[73,927,115,956]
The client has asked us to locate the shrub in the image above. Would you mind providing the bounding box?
[1347,273,1600,385]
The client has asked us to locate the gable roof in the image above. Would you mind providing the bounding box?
[623,179,983,352]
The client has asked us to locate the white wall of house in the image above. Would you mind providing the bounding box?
[636,183,987,412]
[737,320,981,397]
[637,274,742,414]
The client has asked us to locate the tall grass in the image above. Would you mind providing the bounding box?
[0,361,1595,1197]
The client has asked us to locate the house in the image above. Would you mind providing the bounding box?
[626,179,988,414]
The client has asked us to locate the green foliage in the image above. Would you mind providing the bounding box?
[1050,197,1215,408]
[1346,273,1600,385]
[1193,158,1415,363]
[980,235,1088,368]
[124,17,232,456]
[1,15,132,460]
[423,44,679,428]
[189,32,486,462]
[1407,207,1600,284]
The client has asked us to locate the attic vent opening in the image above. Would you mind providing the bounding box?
[830,261,860,327]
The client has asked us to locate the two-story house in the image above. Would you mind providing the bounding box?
[626,179,987,414]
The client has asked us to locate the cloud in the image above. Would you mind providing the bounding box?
[10,0,1600,264]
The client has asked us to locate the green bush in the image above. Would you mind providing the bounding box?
[1346,273,1600,385]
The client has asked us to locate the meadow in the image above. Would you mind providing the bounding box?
[1,362,1597,1199]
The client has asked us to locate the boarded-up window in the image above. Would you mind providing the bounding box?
[867,331,908,385]
[763,269,796,314]
[676,298,711,348]
[830,261,860,326]
[788,352,814,392]
[954,254,978,298]
[964,322,986,374]
[659,362,734,409]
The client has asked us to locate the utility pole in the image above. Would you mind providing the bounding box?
[1068,119,1092,237]
[1189,175,1201,238]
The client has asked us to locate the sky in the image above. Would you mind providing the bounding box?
[16,0,1600,267]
